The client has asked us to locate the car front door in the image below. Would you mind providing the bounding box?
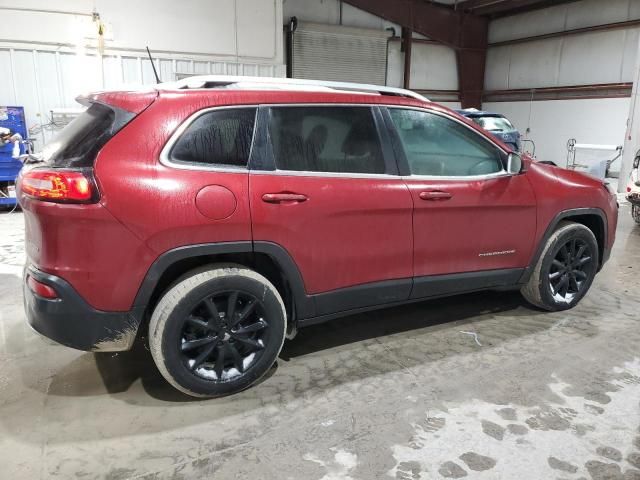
[384,107,537,299]
[249,105,413,317]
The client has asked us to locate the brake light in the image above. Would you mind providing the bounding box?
[27,276,59,299]
[19,169,95,203]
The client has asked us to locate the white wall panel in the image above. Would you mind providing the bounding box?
[509,39,564,89]
[283,0,340,25]
[565,0,631,30]
[489,0,640,44]
[341,3,393,30]
[558,30,627,86]
[0,0,283,61]
[237,0,278,58]
[0,0,284,64]
[622,28,639,81]
[486,27,640,90]
[0,50,15,105]
[489,5,570,44]
[386,41,458,90]
[484,46,511,91]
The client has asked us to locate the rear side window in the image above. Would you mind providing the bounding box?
[169,108,257,167]
[43,103,133,168]
[268,107,385,174]
[389,108,504,177]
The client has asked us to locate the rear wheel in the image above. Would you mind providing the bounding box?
[149,265,286,398]
[521,222,599,311]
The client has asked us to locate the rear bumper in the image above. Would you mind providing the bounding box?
[23,266,142,352]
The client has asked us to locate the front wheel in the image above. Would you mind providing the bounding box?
[521,221,599,311]
[632,204,640,225]
[149,265,286,398]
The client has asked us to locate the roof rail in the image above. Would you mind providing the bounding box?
[160,75,429,102]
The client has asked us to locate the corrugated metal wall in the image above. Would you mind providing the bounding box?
[0,46,281,148]
[486,0,640,90]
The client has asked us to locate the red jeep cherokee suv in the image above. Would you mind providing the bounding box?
[18,76,618,397]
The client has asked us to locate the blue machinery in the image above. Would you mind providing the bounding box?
[0,106,26,207]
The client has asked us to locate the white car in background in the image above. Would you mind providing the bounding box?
[627,154,640,224]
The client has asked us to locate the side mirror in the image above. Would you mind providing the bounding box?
[633,155,639,169]
[507,153,523,174]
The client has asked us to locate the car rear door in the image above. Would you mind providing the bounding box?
[249,105,413,317]
[383,106,537,299]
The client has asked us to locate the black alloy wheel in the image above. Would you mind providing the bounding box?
[149,265,287,398]
[521,221,599,311]
[180,291,269,381]
[548,238,594,304]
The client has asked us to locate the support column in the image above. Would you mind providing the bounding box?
[619,33,640,192]
[402,27,413,90]
[457,48,487,108]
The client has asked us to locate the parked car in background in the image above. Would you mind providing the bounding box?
[627,152,640,224]
[18,77,618,398]
[457,109,521,152]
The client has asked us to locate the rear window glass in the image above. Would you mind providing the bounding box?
[169,108,257,167]
[43,103,133,168]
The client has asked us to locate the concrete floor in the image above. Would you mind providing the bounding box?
[1,200,639,480]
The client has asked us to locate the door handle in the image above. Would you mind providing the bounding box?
[419,191,453,201]
[262,193,308,204]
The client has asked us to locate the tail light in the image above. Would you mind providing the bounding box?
[19,168,97,203]
[27,276,59,300]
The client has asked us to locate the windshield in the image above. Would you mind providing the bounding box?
[471,116,515,132]
[42,103,133,168]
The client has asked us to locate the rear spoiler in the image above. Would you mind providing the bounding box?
[76,90,158,114]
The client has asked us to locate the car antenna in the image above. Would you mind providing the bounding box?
[146,46,161,84]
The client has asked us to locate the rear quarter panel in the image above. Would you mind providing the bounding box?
[94,95,254,307]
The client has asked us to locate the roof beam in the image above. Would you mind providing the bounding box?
[341,0,487,49]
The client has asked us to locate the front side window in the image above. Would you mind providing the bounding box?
[170,108,257,167]
[269,106,385,174]
[389,109,504,177]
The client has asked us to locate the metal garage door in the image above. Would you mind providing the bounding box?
[292,22,388,85]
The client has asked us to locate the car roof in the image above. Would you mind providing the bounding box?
[456,109,506,118]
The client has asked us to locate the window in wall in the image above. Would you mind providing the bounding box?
[269,106,385,174]
[389,108,504,177]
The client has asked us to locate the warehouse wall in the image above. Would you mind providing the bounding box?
[282,0,460,106]
[485,0,639,170]
[0,0,285,147]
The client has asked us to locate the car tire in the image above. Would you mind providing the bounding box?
[632,205,640,225]
[149,264,286,398]
[521,221,599,311]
